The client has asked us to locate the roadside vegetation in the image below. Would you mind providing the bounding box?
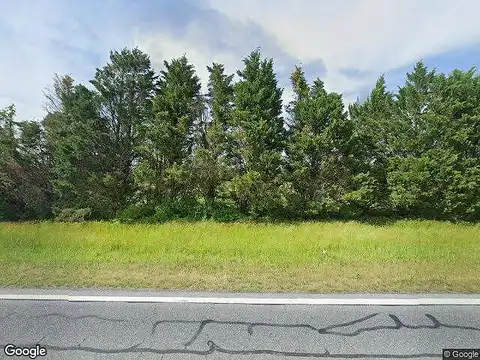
[1,48,479,224]
[1,220,478,292]
[1,47,478,293]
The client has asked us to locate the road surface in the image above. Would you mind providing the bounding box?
[0,290,479,359]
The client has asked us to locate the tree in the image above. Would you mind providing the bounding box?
[0,104,17,157]
[44,75,113,218]
[385,61,439,216]
[0,105,19,219]
[346,76,396,215]
[190,63,235,208]
[135,55,203,207]
[2,47,480,222]
[286,66,353,217]
[393,61,437,157]
[228,49,286,216]
[44,73,75,114]
[232,49,285,176]
[0,105,51,219]
[91,47,156,210]
[387,64,480,219]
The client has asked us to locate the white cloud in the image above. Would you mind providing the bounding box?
[3,0,480,121]
[135,20,307,115]
[134,12,308,111]
[134,24,241,95]
[0,1,133,121]
[204,0,480,96]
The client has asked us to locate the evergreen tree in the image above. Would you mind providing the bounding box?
[0,105,51,219]
[135,55,203,211]
[190,63,235,209]
[347,76,396,215]
[287,67,353,217]
[1,46,479,222]
[388,65,480,219]
[91,47,156,210]
[229,49,286,216]
[43,75,112,218]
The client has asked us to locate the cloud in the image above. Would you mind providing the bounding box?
[133,0,329,114]
[203,0,480,101]
[2,0,480,121]
[0,0,135,121]
[133,0,323,96]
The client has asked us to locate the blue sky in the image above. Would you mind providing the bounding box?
[2,0,480,120]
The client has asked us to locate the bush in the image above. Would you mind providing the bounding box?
[150,198,200,222]
[117,203,155,223]
[202,201,243,222]
[54,208,92,222]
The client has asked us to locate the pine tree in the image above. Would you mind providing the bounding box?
[43,76,112,218]
[346,76,396,215]
[190,63,235,208]
[135,55,203,208]
[229,49,286,216]
[91,47,156,210]
[287,67,353,217]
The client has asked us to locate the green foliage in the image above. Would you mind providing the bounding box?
[190,147,227,205]
[232,50,286,178]
[1,49,479,222]
[54,208,92,222]
[286,68,354,217]
[0,105,52,220]
[43,77,112,218]
[90,47,156,209]
[135,56,202,205]
[117,203,155,223]
[188,63,235,207]
[228,171,287,218]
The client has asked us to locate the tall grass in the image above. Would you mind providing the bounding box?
[0,220,478,292]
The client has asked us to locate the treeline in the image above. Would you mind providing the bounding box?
[1,48,479,222]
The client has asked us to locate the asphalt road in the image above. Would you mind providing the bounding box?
[0,291,479,359]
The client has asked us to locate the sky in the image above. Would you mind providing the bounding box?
[2,0,480,121]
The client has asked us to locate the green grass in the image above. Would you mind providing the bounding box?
[0,220,479,292]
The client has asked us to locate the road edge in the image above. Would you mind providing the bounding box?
[1,290,479,305]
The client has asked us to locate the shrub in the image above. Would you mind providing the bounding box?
[117,203,155,223]
[54,208,92,222]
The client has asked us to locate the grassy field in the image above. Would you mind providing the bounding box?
[0,220,479,293]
